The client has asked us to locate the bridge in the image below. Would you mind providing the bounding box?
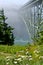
[19,0,43,41]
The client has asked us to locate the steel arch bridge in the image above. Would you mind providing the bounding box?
[19,0,43,41]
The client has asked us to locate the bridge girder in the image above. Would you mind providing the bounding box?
[19,0,43,43]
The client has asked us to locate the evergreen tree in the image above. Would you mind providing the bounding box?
[0,9,15,45]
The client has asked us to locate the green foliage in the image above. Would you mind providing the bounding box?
[33,19,43,45]
[0,9,15,45]
[35,30,43,45]
[0,45,26,54]
[0,45,43,65]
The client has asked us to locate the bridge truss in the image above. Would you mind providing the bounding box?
[19,0,43,42]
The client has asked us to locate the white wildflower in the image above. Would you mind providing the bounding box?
[6,62,9,65]
[17,58,21,61]
[20,55,29,59]
[21,55,26,59]
[21,56,25,58]
[15,58,22,61]
[34,50,40,53]
[18,55,21,57]
[6,56,9,59]
[39,56,43,59]
[6,58,10,61]
[26,51,29,55]
[14,61,17,64]
[29,58,33,61]
[28,55,32,58]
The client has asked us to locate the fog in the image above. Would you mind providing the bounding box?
[5,9,31,42]
[0,0,31,43]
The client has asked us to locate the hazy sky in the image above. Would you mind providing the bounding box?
[0,0,31,41]
[0,0,29,8]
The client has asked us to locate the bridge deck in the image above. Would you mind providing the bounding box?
[20,0,42,9]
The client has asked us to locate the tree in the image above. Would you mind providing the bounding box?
[36,21,43,45]
[33,21,43,45]
[0,9,15,45]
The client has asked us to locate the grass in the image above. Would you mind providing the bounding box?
[0,44,43,65]
[0,45,26,54]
